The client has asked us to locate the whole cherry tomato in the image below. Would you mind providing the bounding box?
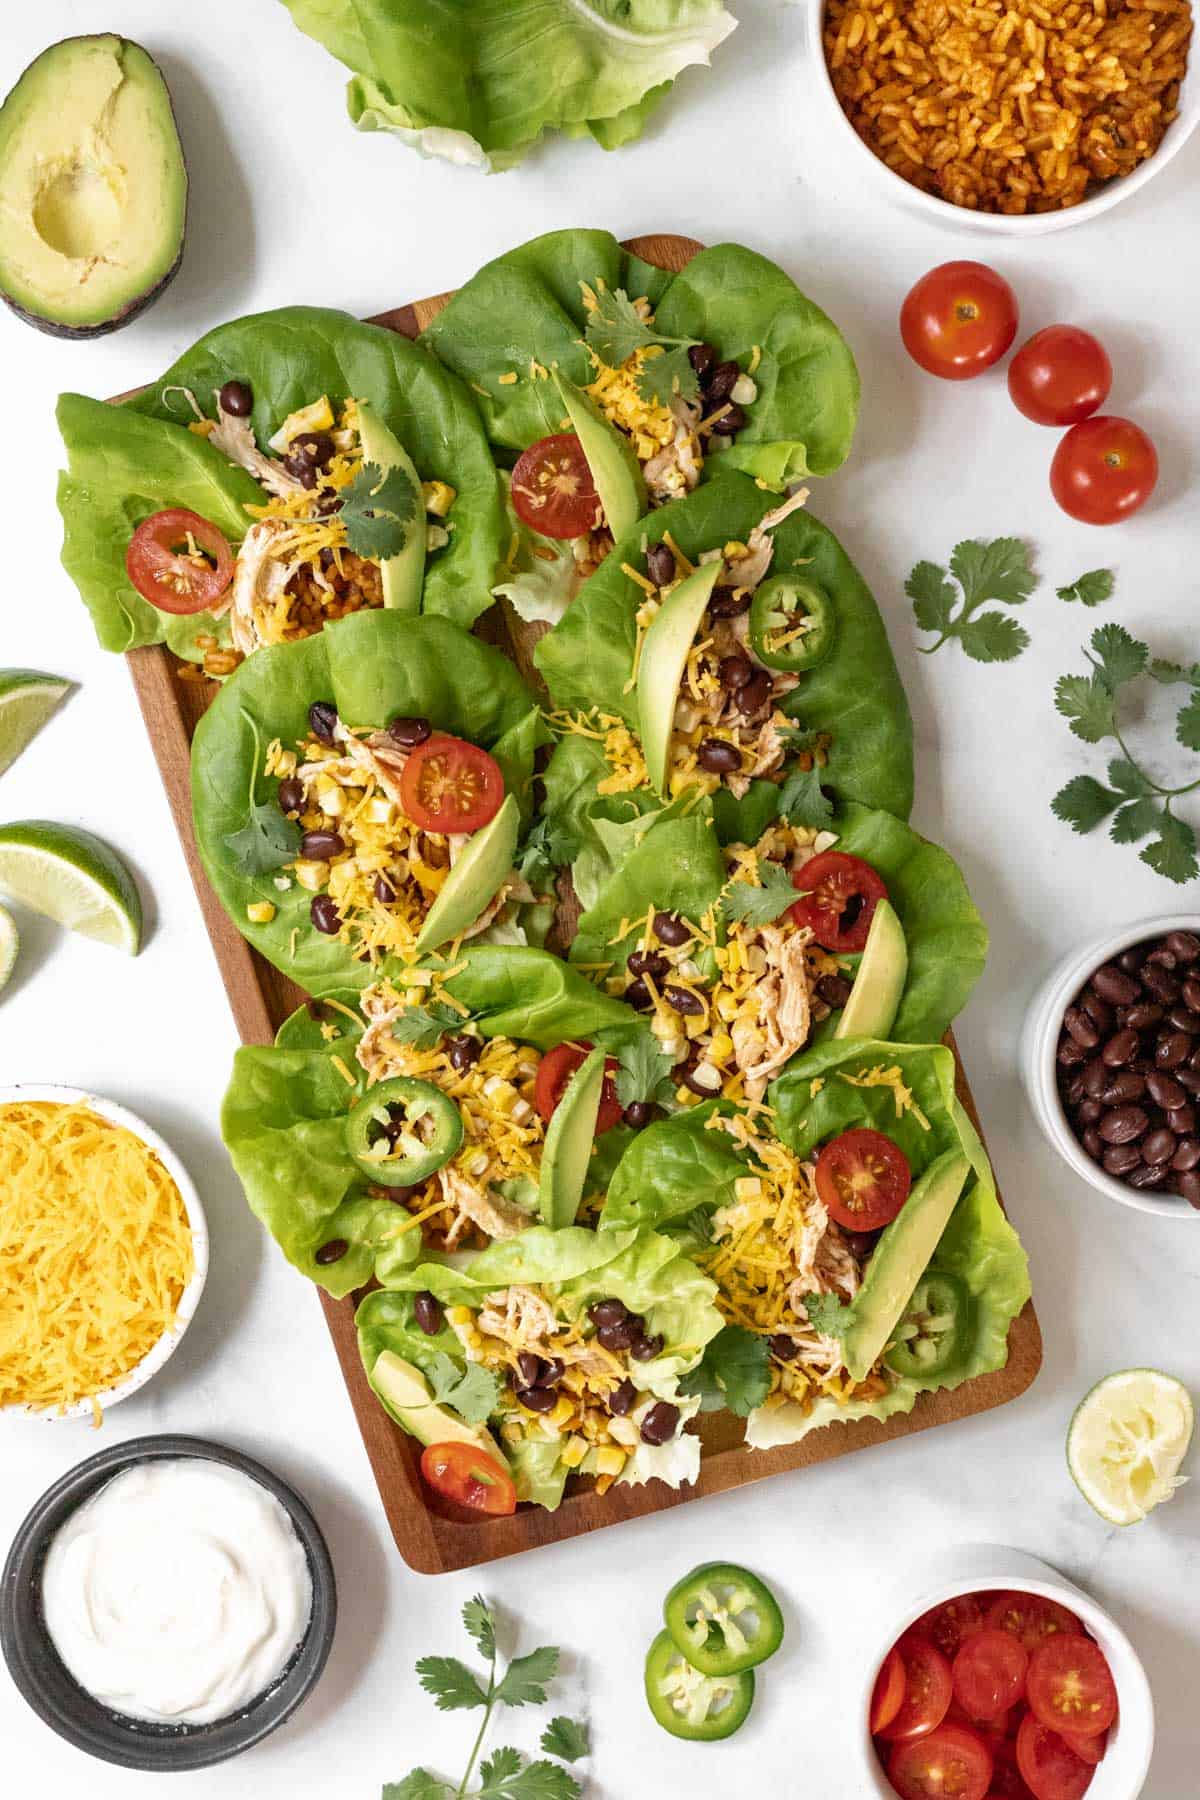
[900,262,1019,381]
[1008,326,1112,427]
[1050,417,1158,524]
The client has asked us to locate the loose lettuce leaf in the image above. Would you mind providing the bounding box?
[279,3,736,172]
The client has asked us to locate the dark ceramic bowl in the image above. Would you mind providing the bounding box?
[1,1435,336,1770]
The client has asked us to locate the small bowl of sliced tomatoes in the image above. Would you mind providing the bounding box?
[858,1546,1153,1800]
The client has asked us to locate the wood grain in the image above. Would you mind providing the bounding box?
[124,234,1041,1573]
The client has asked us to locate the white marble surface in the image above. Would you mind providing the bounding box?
[3,3,1199,1796]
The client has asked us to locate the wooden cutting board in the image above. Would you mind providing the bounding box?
[124,234,1042,1573]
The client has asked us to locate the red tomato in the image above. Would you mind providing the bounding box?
[878,1636,954,1743]
[789,850,888,953]
[419,1442,516,1516]
[399,734,504,834]
[533,1041,622,1134]
[1050,416,1158,524]
[888,1723,994,1800]
[984,1594,1081,1655]
[1007,327,1112,427]
[989,1735,1037,1799]
[1026,1636,1117,1739]
[917,1597,989,1661]
[954,1630,1030,1721]
[872,1646,909,1735]
[510,433,601,539]
[900,262,1019,381]
[125,508,234,614]
[1058,1731,1105,1768]
[815,1127,912,1232]
[1015,1714,1095,1800]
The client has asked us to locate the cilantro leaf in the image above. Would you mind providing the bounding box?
[415,1655,489,1712]
[1050,777,1122,834]
[582,282,700,405]
[908,538,1035,660]
[1149,658,1200,687]
[956,611,1030,664]
[905,561,958,637]
[720,860,798,929]
[340,459,419,562]
[426,1353,501,1426]
[479,1748,524,1787]
[540,1717,589,1763]
[1054,673,1115,744]
[518,815,575,889]
[1089,622,1148,689]
[1110,797,1164,844]
[612,1026,674,1109]
[951,536,1037,608]
[480,1759,581,1800]
[1057,568,1114,607]
[223,801,301,876]
[777,760,834,830]
[462,1596,496,1661]
[638,344,700,407]
[680,1325,771,1417]
[1141,814,1199,884]
[1107,757,1151,797]
[389,1002,466,1049]
[494,1646,560,1710]
[382,1774,453,1800]
[1177,691,1200,753]
[804,1292,855,1339]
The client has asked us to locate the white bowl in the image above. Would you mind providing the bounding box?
[0,1084,208,1420]
[855,1544,1155,1798]
[1020,916,1200,1220]
[807,0,1199,236]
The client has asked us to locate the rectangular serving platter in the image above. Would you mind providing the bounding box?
[123,233,1042,1572]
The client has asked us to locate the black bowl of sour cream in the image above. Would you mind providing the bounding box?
[0,1435,337,1770]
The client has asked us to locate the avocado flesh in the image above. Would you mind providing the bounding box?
[357,400,426,613]
[636,559,722,796]
[554,374,646,542]
[414,792,520,954]
[840,1150,970,1381]
[539,1045,605,1228]
[371,1350,506,1463]
[834,900,907,1040]
[0,35,186,337]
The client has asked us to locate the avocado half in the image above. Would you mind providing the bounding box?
[0,35,187,338]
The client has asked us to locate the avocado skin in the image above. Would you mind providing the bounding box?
[0,35,187,339]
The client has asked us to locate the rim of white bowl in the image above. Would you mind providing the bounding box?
[1022,915,1200,1220]
[807,0,1199,236]
[0,1083,209,1420]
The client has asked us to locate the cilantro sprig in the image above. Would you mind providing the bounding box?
[340,459,419,561]
[612,1026,675,1111]
[389,1002,468,1050]
[223,710,301,876]
[680,1324,771,1417]
[1056,567,1114,608]
[386,1598,587,1800]
[1051,622,1200,884]
[906,538,1036,662]
[583,284,701,407]
[719,859,798,929]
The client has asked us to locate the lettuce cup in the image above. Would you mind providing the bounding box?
[57,306,506,674]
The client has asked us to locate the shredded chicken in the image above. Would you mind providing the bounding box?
[208,394,307,499]
[643,398,703,501]
[437,1164,529,1243]
[475,1284,560,1349]
[226,520,296,650]
[731,921,814,1099]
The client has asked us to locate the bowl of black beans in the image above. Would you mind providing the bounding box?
[1023,917,1200,1217]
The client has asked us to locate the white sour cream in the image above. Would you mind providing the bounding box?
[41,1458,313,1725]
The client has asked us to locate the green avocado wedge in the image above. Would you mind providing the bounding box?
[356,399,425,612]
[370,1350,507,1464]
[539,1045,606,1228]
[833,900,908,1041]
[637,560,721,796]
[414,793,520,954]
[554,373,646,540]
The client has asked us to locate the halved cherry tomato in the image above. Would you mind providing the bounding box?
[900,262,1019,381]
[984,1594,1081,1655]
[1007,327,1112,428]
[871,1646,908,1735]
[888,1722,994,1800]
[989,1734,1037,1799]
[534,1041,622,1133]
[419,1442,516,1516]
[953,1630,1030,1722]
[815,1128,912,1232]
[878,1636,954,1743]
[399,734,504,834]
[1050,416,1158,525]
[510,433,601,539]
[789,850,888,953]
[1026,1635,1116,1739]
[916,1596,989,1661]
[1015,1714,1095,1800]
[125,508,234,614]
[1058,1730,1105,1768]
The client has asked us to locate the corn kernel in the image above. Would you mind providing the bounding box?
[422,479,457,518]
[560,1435,589,1470]
[246,900,277,924]
[594,1446,627,1477]
[292,860,327,891]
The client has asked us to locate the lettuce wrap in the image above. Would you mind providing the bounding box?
[58,305,506,660]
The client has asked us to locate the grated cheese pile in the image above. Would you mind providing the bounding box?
[0,1101,194,1422]
[586,350,678,463]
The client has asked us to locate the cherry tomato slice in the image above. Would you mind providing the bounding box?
[126,508,235,614]
[1050,416,1158,525]
[1007,327,1112,428]
[419,1441,516,1516]
[878,1636,954,1743]
[871,1646,909,1735]
[1058,1731,1105,1768]
[917,1597,989,1661]
[900,262,1019,381]
[888,1723,994,1800]
[1026,1636,1117,1740]
[953,1630,1030,1722]
[399,733,505,834]
[989,1734,1038,1799]
[533,1041,622,1134]
[815,1127,912,1232]
[984,1595,1081,1655]
[1015,1714,1095,1800]
[789,850,888,953]
[510,433,601,540]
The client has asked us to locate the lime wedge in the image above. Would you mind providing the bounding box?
[0,670,71,776]
[1068,1368,1194,1525]
[0,822,142,954]
[0,903,16,991]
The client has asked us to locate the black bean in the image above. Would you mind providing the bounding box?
[540,1358,564,1386]
[1173,1137,1200,1172]
[707,587,752,618]
[374,874,397,905]
[1093,964,1140,1004]
[219,378,254,417]
[706,360,741,404]
[1167,931,1200,963]
[309,700,338,743]
[1146,1072,1185,1109]
[1063,1006,1101,1049]
[697,738,743,774]
[1129,1164,1167,1189]
[278,777,305,814]
[817,973,853,1009]
[1057,1037,1088,1068]
[598,1319,637,1352]
[286,431,335,483]
[639,1402,681,1446]
[1166,1003,1196,1033]
[678,1058,722,1098]
[1101,1072,1145,1104]
[623,1101,655,1130]
[1083,1059,1109,1098]
[1080,991,1116,1032]
[624,977,654,1011]
[1098,1105,1148,1145]
[414,1292,443,1335]
[719,653,755,691]
[607,1378,638,1416]
[301,829,344,861]
[1169,1102,1199,1135]
[1157,1031,1193,1070]
[710,402,746,436]
[516,1385,557,1413]
[645,541,676,588]
[1142,965,1181,1003]
[663,983,705,1016]
[1124,1002,1164,1030]
[1142,1127,1178,1166]
[310,895,341,935]
[1102,1142,1142,1175]
[841,1230,880,1259]
[1082,1127,1104,1159]
[1077,1098,1103,1125]
[516,1352,542,1388]
[387,714,432,747]
[446,1035,482,1071]
[688,342,717,381]
[735,670,774,714]
[589,1297,628,1327]
[769,1333,799,1361]
[627,949,668,980]
[1145,947,1179,970]
[1118,946,1148,974]
[315,1238,348,1265]
[1177,1170,1200,1208]
[653,911,690,947]
[1179,1069,1200,1095]
[1183,978,1200,1013]
[1101,1028,1139,1067]
[631,1332,665,1362]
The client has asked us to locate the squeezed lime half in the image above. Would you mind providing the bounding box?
[1068,1367,1194,1525]
[0,903,16,991]
[0,822,141,954]
[0,670,70,776]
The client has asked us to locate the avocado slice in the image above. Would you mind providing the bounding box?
[370,1350,507,1463]
[539,1045,606,1229]
[554,374,646,542]
[636,559,722,797]
[840,1150,970,1381]
[833,900,908,1041]
[414,792,520,954]
[356,400,426,613]
[0,36,186,338]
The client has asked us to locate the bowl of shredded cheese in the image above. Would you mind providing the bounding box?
[0,1086,207,1422]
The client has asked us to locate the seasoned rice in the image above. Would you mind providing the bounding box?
[824,0,1193,213]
